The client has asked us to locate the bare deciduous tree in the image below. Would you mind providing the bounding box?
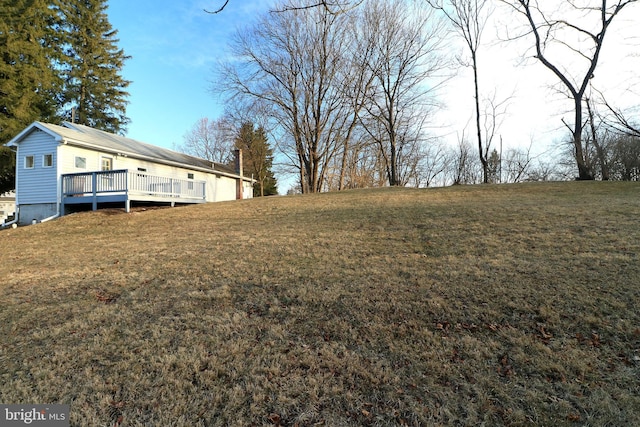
[361,0,448,186]
[450,131,481,184]
[500,0,639,180]
[177,117,234,163]
[219,2,352,193]
[428,0,494,183]
[502,142,534,183]
[418,141,451,187]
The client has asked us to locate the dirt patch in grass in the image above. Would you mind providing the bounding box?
[1,182,639,426]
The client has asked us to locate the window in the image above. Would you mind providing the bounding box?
[43,154,53,168]
[75,156,87,169]
[101,157,113,171]
[187,173,194,190]
[187,173,194,179]
[137,167,147,172]
[25,155,35,169]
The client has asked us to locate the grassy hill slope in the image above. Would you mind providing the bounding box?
[1,182,639,426]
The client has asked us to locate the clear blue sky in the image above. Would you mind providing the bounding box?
[107,0,271,150]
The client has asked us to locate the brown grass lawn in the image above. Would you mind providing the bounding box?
[1,181,639,426]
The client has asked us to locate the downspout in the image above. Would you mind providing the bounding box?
[1,209,18,228]
[39,210,60,223]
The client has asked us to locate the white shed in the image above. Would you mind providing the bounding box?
[6,121,254,225]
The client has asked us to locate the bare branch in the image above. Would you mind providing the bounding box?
[204,0,230,14]
[206,0,365,15]
[498,0,639,179]
[273,0,365,14]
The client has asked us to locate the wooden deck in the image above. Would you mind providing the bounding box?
[61,170,206,213]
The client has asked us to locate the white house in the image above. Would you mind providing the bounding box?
[0,191,16,225]
[6,121,254,225]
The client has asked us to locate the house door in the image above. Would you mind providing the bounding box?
[100,156,114,191]
[101,157,113,171]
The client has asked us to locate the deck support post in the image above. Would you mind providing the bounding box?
[91,172,98,211]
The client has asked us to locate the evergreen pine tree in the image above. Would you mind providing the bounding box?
[56,0,131,134]
[234,122,278,197]
[487,149,501,184]
[0,146,15,194]
[0,0,61,145]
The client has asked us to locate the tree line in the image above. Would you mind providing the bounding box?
[211,0,639,192]
[177,117,278,197]
[0,0,130,193]
[2,0,638,195]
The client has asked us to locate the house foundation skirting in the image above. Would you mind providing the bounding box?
[17,203,58,225]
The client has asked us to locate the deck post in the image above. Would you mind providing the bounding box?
[125,171,130,213]
[92,172,98,211]
[60,176,65,217]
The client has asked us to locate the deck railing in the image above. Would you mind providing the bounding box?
[62,169,206,200]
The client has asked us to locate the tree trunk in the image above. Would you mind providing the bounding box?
[573,100,594,180]
[389,138,398,186]
[586,97,609,181]
[472,52,487,184]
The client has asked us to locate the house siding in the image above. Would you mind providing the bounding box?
[59,144,104,174]
[57,144,249,203]
[216,175,237,201]
[15,129,59,205]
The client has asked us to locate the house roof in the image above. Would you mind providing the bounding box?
[7,121,243,178]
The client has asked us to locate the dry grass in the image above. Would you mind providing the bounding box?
[1,181,639,426]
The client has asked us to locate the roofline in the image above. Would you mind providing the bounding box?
[7,121,255,183]
[6,121,64,147]
[61,136,255,183]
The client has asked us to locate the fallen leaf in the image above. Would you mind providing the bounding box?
[567,413,581,422]
[539,326,552,339]
[267,413,281,426]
